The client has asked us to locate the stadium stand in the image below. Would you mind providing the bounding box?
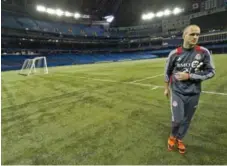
[1,2,227,71]
[2,11,107,37]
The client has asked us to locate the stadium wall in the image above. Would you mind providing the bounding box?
[1,53,158,71]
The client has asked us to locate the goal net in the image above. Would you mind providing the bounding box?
[19,56,48,76]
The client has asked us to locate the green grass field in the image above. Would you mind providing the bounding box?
[1,54,227,165]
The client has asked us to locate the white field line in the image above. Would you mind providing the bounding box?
[78,76,118,83]
[78,76,163,89]
[127,82,164,88]
[201,91,227,96]
[77,76,227,96]
[151,86,160,90]
[130,74,164,83]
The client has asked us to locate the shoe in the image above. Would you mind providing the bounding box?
[168,136,176,151]
[177,139,186,154]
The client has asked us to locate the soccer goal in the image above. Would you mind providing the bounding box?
[19,56,48,76]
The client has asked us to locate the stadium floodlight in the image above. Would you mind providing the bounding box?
[19,57,48,76]
[142,14,147,20]
[36,5,46,12]
[56,9,64,16]
[65,11,73,17]
[107,16,114,23]
[141,7,184,21]
[142,13,155,20]
[74,12,81,19]
[173,7,182,15]
[164,9,171,16]
[104,15,114,23]
[147,13,155,19]
[46,8,56,15]
[156,11,164,17]
[36,4,90,19]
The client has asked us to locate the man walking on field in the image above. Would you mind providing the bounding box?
[164,25,215,154]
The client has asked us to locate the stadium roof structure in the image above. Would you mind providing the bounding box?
[2,0,189,27]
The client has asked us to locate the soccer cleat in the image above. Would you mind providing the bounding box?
[177,139,186,154]
[168,136,176,151]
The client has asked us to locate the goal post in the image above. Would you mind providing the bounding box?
[19,56,48,76]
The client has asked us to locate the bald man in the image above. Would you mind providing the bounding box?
[164,25,215,154]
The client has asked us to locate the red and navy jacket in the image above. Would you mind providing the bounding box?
[164,45,215,95]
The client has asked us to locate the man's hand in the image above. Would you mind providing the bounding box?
[164,88,170,98]
[175,72,190,81]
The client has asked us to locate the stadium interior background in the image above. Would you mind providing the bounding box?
[1,1,227,165]
[1,0,227,71]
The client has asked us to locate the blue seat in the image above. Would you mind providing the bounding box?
[16,17,40,30]
[2,16,22,29]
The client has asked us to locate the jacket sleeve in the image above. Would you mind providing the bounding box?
[164,50,176,83]
[189,49,215,81]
